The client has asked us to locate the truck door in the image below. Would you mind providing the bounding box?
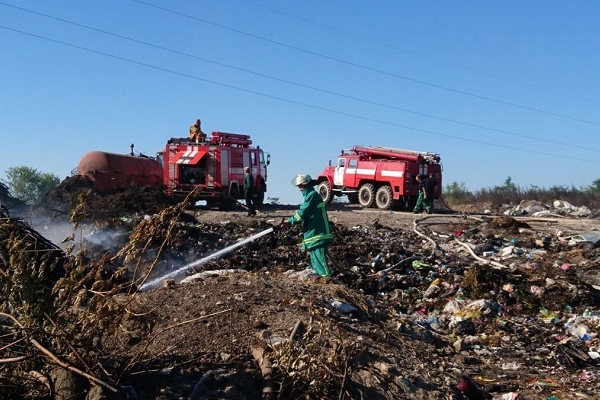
[220,149,229,187]
[344,158,358,187]
[243,151,251,172]
[334,158,346,186]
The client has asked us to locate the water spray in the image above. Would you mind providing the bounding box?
[138,227,275,291]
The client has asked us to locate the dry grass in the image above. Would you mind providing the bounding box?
[444,181,600,210]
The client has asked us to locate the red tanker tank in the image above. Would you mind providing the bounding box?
[77,151,163,192]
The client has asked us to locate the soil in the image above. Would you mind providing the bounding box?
[2,184,600,400]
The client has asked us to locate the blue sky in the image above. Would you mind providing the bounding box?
[1,0,599,205]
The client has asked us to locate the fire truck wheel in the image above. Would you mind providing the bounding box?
[254,189,265,205]
[375,185,393,210]
[317,181,333,203]
[219,198,236,211]
[358,183,375,208]
[229,184,240,199]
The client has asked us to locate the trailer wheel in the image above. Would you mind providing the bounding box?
[358,183,375,208]
[375,185,393,210]
[317,181,333,203]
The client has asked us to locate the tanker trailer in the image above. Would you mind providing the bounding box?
[77,151,163,192]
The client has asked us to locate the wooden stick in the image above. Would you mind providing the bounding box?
[44,312,92,373]
[338,357,349,400]
[251,345,274,399]
[30,338,119,393]
[289,320,304,342]
[0,356,27,363]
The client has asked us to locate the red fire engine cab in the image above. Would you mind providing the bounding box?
[315,146,442,210]
[158,131,270,207]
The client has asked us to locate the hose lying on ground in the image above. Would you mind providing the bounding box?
[413,214,510,270]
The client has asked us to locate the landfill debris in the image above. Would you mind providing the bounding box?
[1,188,599,399]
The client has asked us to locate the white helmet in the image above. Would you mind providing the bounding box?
[291,174,312,186]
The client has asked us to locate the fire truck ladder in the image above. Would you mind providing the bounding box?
[210,132,253,147]
[354,146,441,163]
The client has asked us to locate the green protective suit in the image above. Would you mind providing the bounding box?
[413,190,425,213]
[288,185,334,277]
[424,197,434,214]
[243,172,256,216]
[413,178,426,213]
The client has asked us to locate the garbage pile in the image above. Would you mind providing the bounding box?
[501,199,593,218]
[334,214,600,399]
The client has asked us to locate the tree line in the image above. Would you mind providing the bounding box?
[1,166,60,206]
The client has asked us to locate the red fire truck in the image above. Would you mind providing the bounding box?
[159,132,270,207]
[77,131,270,209]
[315,146,442,210]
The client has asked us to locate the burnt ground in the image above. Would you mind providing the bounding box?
[1,181,600,399]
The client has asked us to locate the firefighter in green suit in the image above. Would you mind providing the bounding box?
[280,174,334,277]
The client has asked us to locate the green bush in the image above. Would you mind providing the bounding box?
[443,181,475,204]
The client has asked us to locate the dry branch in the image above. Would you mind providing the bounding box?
[118,308,233,381]
[0,312,119,393]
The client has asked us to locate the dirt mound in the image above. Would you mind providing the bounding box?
[488,215,531,230]
[39,175,176,220]
[0,181,28,214]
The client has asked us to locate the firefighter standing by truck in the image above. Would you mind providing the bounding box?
[243,167,257,216]
[424,173,438,214]
[413,174,437,214]
[413,174,427,214]
[280,174,334,278]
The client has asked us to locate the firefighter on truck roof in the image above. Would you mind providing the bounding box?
[189,119,206,142]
